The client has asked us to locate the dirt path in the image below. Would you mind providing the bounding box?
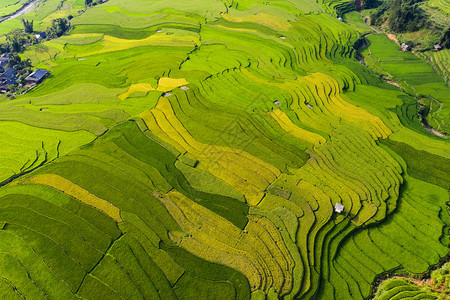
[364,15,381,33]
[0,0,41,23]
[386,33,398,43]
[385,79,400,87]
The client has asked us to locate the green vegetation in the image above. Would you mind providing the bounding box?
[375,262,450,299]
[370,0,429,33]
[0,0,447,299]
[381,138,450,189]
[361,33,450,134]
[375,263,450,299]
[375,278,439,299]
[369,0,449,51]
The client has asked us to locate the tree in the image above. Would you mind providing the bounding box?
[6,53,31,70]
[363,0,380,9]
[85,0,92,6]
[46,18,70,39]
[5,29,26,53]
[370,0,428,32]
[21,19,33,34]
[440,28,450,49]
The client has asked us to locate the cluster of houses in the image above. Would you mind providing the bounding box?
[0,53,49,93]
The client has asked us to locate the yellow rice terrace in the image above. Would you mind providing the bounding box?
[0,0,448,299]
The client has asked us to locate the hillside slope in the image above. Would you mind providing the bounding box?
[0,0,448,299]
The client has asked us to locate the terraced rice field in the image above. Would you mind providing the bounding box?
[362,33,450,135]
[0,0,449,299]
[427,0,450,13]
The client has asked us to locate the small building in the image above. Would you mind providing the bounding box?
[434,44,442,51]
[335,203,344,213]
[274,100,281,106]
[0,68,17,81]
[0,83,9,93]
[0,54,9,73]
[337,17,343,22]
[0,68,17,92]
[0,60,8,73]
[25,69,49,84]
[35,32,47,39]
[401,43,411,51]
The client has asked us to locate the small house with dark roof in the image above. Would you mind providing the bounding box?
[1,68,17,79]
[0,68,17,92]
[26,69,49,84]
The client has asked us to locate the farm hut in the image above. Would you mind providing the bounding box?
[401,43,411,51]
[274,100,281,106]
[25,69,49,84]
[337,17,343,21]
[35,32,47,39]
[335,203,344,213]
[434,44,442,51]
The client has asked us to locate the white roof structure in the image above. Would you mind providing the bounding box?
[335,203,344,213]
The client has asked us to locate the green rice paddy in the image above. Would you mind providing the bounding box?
[0,0,448,299]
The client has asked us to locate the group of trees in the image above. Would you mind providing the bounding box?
[46,18,70,39]
[6,53,32,71]
[361,0,380,9]
[0,17,71,54]
[439,28,450,48]
[2,29,34,53]
[21,19,33,34]
[370,0,428,32]
[369,0,449,49]
[9,55,33,89]
[85,0,108,6]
